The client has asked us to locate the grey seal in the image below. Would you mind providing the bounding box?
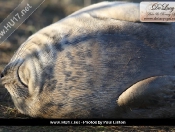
[1,2,175,118]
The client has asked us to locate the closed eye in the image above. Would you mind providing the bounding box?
[17,66,28,88]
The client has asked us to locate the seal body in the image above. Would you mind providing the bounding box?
[1,2,175,118]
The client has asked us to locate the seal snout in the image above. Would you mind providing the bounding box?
[1,72,4,78]
[0,69,7,85]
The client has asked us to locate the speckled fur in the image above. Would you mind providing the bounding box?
[1,2,175,118]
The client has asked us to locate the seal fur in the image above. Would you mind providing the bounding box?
[1,2,175,118]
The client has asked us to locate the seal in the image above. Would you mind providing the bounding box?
[1,2,175,118]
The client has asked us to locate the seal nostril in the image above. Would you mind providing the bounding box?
[1,73,4,78]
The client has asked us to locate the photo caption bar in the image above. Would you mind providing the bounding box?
[49,120,126,125]
[0,0,45,44]
[0,119,175,126]
[140,2,175,22]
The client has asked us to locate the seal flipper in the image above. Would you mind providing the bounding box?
[69,2,140,22]
[117,76,175,114]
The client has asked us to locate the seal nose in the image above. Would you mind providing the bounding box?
[1,72,4,78]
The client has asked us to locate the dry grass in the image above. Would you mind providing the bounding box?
[0,126,175,132]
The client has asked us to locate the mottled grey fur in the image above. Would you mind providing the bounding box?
[1,2,175,118]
